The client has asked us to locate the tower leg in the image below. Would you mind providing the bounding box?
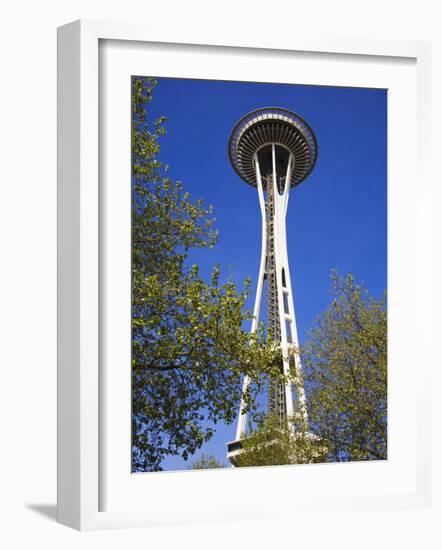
[271,145,307,428]
[234,154,267,441]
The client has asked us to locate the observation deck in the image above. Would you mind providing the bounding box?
[228,107,318,187]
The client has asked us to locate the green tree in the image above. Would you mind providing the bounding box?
[131,78,282,472]
[302,272,387,462]
[235,414,326,467]
[189,454,226,470]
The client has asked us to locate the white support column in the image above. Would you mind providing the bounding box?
[234,153,267,441]
[271,147,307,427]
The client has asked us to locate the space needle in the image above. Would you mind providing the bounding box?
[226,107,318,465]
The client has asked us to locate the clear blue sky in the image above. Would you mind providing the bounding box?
[140,76,387,470]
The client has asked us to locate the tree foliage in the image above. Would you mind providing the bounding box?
[131,78,282,472]
[302,272,387,462]
[189,454,226,470]
[236,414,326,468]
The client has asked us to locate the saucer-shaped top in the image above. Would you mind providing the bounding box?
[228,107,318,187]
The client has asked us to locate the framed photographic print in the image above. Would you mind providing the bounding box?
[57,20,433,531]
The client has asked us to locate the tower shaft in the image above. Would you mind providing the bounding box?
[234,144,307,442]
[265,175,286,425]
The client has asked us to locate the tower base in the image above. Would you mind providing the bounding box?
[226,431,327,467]
[226,439,244,467]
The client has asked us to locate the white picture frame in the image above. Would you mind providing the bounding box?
[57,19,433,531]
